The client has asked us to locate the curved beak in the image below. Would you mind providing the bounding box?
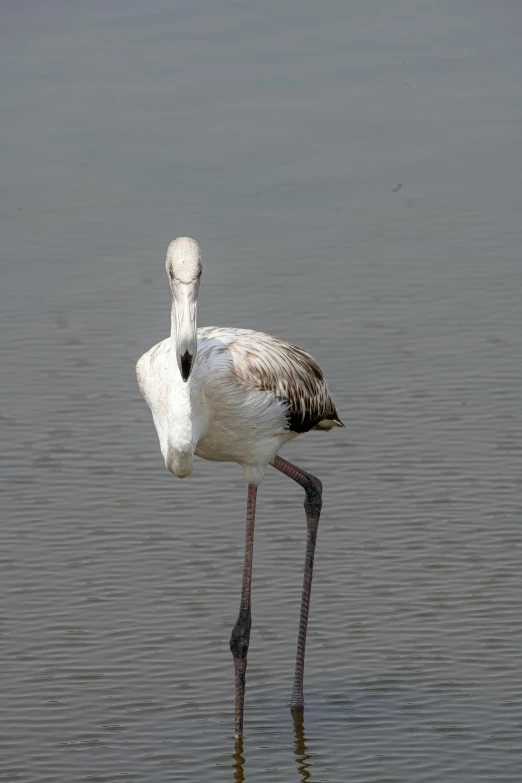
[173,279,199,382]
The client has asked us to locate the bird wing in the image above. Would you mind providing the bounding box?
[221,329,343,433]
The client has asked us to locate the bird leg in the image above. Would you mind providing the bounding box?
[229,484,257,739]
[271,455,322,711]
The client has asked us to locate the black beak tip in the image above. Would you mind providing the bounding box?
[180,351,193,382]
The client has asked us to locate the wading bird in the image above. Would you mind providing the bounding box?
[136,238,343,739]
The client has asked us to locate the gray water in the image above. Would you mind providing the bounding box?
[2,1,522,781]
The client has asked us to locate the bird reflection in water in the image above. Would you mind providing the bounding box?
[231,712,312,783]
[232,739,245,783]
[293,711,312,782]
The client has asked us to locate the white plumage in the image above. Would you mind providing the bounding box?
[136,238,342,487]
[137,325,342,486]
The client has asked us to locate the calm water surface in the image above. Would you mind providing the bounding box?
[2,2,522,781]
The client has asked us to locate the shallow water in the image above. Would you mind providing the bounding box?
[2,1,522,781]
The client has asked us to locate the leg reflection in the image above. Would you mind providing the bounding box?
[293,710,312,782]
[232,738,245,783]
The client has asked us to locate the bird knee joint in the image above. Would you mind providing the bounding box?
[230,615,251,660]
[304,475,322,518]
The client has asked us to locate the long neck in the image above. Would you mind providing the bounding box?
[164,321,194,478]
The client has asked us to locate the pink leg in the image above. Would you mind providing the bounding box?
[229,484,257,739]
[271,455,322,711]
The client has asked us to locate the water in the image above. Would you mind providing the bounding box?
[2,1,522,780]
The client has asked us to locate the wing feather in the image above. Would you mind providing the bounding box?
[223,330,343,433]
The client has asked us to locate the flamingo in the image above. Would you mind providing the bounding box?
[136,237,343,739]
